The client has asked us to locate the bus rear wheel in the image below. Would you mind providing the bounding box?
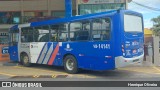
[64,55,78,74]
[21,54,31,67]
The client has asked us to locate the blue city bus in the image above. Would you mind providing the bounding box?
[9,10,144,74]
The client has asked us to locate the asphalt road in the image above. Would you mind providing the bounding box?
[1,62,160,90]
[0,62,160,80]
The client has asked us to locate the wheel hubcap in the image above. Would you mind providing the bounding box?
[23,56,29,64]
[66,59,74,70]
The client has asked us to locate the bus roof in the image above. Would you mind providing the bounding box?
[10,10,142,30]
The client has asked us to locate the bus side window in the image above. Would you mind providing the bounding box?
[70,22,81,41]
[70,20,90,41]
[39,26,50,42]
[21,27,34,42]
[58,23,68,42]
[50,23,68,42]
[92,18,110,41]
[34,26,50,42]
[50,25,59,42]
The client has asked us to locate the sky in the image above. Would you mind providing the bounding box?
[128,0,160,28]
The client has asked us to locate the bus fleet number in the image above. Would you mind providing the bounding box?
[93,44,110,49]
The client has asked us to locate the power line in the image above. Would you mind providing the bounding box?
[132,1,160,12]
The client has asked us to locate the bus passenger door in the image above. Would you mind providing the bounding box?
[9,29,19,61]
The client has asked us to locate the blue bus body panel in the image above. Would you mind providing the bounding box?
[9,25,19,61]
[123,33,144,58]
[9,45,19,61]
[120,10,144,58]
[52,41,114,71]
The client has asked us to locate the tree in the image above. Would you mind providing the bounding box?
[151,15,160,36]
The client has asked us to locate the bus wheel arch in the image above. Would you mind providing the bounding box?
[63,54,79,74]
[20,52,31,67]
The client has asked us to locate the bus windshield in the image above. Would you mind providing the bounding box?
[124,14,143,32]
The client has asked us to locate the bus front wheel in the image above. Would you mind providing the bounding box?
[21,54,31,67]
[64,55,78,74]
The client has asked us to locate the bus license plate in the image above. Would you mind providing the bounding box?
[133,59,139,62]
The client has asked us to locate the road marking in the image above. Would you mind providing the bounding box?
[52,75,56,78]
[14,66,67,75]
[0,72,16,77]
[152,66,160,73]
[2,66,95,78]
[12,66,97,78]
[33,75,40,78]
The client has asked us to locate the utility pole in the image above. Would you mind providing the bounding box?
[76,0,79,15]
[47,0,51,16]
[65,0,72,17]
[20,0,24,23]
[125,0,128,9]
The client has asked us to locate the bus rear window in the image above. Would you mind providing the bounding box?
[124,14,143,32]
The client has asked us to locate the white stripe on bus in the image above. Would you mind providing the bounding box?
[42,43,54,64]
[37,44,48,64]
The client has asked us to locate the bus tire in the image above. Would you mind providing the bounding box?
[21,54,31,67]
[64,55,78,74]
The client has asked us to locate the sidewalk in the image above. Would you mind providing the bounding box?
[0,61,19,66]
[0,61,7,66]
[141,61,154,66]
[118,60,160,75]
[127,61,154,67]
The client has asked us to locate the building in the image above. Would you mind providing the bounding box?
[144,28,153,44]
[0,0,132,61]
[77,0,131,15]
[0,0,132,44]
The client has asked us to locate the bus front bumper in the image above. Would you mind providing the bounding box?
[115,54,144,68]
